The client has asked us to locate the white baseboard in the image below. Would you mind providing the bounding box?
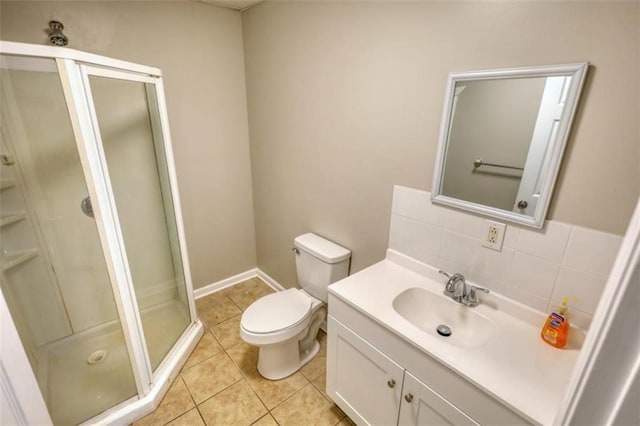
[256,269,286,292]
[193,268,287,299]
[193,269,258,299]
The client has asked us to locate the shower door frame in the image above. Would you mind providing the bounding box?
[75,61,199,385]
[0,41,202,425]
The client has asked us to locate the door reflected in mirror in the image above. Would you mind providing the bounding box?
[432,63,588,228]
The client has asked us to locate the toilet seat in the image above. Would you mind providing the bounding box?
[241,289,312,335]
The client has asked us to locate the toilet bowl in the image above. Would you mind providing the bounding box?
[240,288,325,379]
[240,233,350,380]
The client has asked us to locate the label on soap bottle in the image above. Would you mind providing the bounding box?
[543,327,559,344]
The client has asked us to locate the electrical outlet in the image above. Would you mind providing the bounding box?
[488,226,498,244]
[482,220,506,251]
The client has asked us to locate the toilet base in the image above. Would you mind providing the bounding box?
[257,339,320,381]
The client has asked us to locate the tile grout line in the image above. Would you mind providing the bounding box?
[180,331,246,417]
[194,405,207,426]
[219,340,274,414]
[266,381,322,415]
[180,330,224,373]
[544,225,575,312]
[224,291,246,313]
[203,377,251,403]
[192,375,245,410]
[158,376,197,426]
[217,335,276,423]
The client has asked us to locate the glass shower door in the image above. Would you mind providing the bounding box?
[82,67,193,372]
[0,54,137,425]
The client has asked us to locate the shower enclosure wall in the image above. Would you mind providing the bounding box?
[0,41,203,425]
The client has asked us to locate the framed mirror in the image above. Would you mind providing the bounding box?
[431,63,588,228]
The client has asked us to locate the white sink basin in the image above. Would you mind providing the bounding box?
[392,287,495,349]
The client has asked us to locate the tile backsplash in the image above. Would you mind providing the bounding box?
[388,186,623,330]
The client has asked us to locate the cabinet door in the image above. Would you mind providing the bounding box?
[398,371,478,426]
[327,316,404,425]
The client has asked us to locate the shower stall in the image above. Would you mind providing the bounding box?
[0,41,203,425]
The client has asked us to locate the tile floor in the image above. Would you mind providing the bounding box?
[134,278,355,426]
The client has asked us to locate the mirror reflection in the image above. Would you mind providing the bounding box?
[432,63,588,228]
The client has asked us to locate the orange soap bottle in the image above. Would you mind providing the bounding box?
[541,296,570,349]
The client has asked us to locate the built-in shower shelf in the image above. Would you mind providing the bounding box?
[1,249,39,272]
[0,213,27,228]
[0,179,17,191]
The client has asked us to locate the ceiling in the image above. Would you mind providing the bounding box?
[200,0,264,11]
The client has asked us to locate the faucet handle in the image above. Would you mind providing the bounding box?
[463,285,489,307]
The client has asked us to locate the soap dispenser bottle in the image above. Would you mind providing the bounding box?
[541,296,571,349]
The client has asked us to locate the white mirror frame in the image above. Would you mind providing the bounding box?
[431,62,589,228]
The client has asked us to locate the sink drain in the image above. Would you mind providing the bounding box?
[87,349,108,365]
[436,324,452,337]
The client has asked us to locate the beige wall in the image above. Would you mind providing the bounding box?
[1,1,257,289]
[1,2,638,294]
[243,2,639,288]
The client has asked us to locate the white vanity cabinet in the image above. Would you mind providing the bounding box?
[328,316,478,426]
[326,294,533,426]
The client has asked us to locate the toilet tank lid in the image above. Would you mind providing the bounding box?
[294,233,351,264]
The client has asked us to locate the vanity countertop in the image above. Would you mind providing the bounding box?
[328,249,583,426]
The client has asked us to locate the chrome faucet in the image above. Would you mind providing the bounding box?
[439,270,467,302]
[438,270,490,307]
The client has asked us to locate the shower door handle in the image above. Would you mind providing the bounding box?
[81,196,94,218]
[0,153,14,165]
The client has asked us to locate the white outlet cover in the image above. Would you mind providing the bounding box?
[482,220,506,251]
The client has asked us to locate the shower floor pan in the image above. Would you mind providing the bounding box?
[36,299,190,425]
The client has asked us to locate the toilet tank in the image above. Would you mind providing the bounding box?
[294,233,351,303]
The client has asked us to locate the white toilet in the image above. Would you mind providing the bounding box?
[240,233,351,380]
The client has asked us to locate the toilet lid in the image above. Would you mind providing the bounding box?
[242,289,312,334]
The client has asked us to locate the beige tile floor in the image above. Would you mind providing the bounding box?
[134,278,355,426]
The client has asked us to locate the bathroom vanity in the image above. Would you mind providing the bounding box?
[326,250,583,426]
